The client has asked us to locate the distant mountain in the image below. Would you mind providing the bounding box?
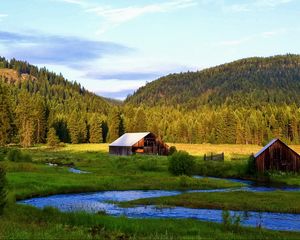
[126,54,300,108]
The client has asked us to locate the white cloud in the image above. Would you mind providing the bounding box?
[224,0,294,12]
[57,0,197,33]
[216,28,288,47]
[0,14,8,22]
[261,29,287,38]
[54,0,86,6]
[217,36,254,47]
[87,0,197,22]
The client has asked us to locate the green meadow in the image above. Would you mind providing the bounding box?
[0,143,300,239]
[121,191,300,214]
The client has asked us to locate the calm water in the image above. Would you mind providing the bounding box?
[19,176,300,232]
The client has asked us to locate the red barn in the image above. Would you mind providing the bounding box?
[254,139,300,173]
[109,132,169,156]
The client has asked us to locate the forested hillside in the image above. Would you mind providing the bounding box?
[0,57,115,146]
[2,55,300,146]
[124,55,300,145]
[126,54,300,108]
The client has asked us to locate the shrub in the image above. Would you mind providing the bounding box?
[247,154,256,175]
[222,210,242,231]
[138,159,159,171]
[7,149,21,162]
[6,149,32,162]
[0,165,6,215]
[168,146,177,156]
[179,175,191,187]
[0,147,8,161]
[168,151,195,176]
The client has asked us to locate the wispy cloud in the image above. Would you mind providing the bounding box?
[261,28,287,38]
[87,0,197,23]
[217,36,253,47]
[216,28,288,47]
[85,71,161,81]
[53,0,86,7]
[0,14,8,22]
[55,0,198,33]
[0,31,132,67]
[224,0,294,12]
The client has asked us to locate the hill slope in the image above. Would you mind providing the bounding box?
[0,57,111,145]
[0,57,110,114]
[126,54,300,108]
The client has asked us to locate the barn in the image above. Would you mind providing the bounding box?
[254,139,300,173]
[109,132,169,156]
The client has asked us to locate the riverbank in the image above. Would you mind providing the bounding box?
[121,191,300,214]
[2,204,300,240]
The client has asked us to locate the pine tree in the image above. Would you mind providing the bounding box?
[132,108,147,132]
[32,94,47,144]
[0,82,13,145]
[107,108,122,142]
[15,91,35,147]
[89,114,103,143]
[68,111,80,144]
[47,127,60,146]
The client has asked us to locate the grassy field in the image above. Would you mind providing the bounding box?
[2,145,244,200]
[0,143,300,239]
[173,143,300,156]
[3,204,300,240]
[121,191,300,214]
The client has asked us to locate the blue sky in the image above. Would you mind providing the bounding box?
[1,0,300,99]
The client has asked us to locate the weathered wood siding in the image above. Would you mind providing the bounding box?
[109,133,169,156]
[255,140,300,173]
[109,146,132,156]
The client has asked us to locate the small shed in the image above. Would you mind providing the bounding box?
[254,139,300,173]
[109,132,169,156]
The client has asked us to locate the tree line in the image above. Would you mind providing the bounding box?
[2,56,300,146]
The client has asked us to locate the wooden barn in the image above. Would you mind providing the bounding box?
[254,139,300,173]
[109,132,169,156]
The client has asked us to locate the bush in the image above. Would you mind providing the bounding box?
[6,149,21,162]
[6,149,32,162]
[138,159,159,171]
[168,151,195,176]
[168,146,177,156]
[0,165,6,215]
[222,210,242,231]
[247,154,256,175]
[0,147,8,161]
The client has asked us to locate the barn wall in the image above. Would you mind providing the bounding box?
[109,146,132,156]
[255,140,300,173]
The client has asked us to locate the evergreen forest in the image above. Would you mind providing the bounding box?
[1,54,300,146]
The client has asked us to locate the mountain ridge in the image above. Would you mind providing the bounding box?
[126,54,300,108]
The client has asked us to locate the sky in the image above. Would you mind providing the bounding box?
[0,0,300,99]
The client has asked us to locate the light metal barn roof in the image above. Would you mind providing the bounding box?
[254,139,278,158]
[109,132,151,147]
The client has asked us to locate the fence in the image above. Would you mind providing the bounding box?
[204,152,224,161]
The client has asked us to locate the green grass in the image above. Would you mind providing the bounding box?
[1,145,243,201]
[1,143,300,239]
[1,204,300,240]
[121,191,300,214]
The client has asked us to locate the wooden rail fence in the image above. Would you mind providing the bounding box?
[204,152,224,161]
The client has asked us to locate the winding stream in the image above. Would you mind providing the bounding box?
[19,175,300,232]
